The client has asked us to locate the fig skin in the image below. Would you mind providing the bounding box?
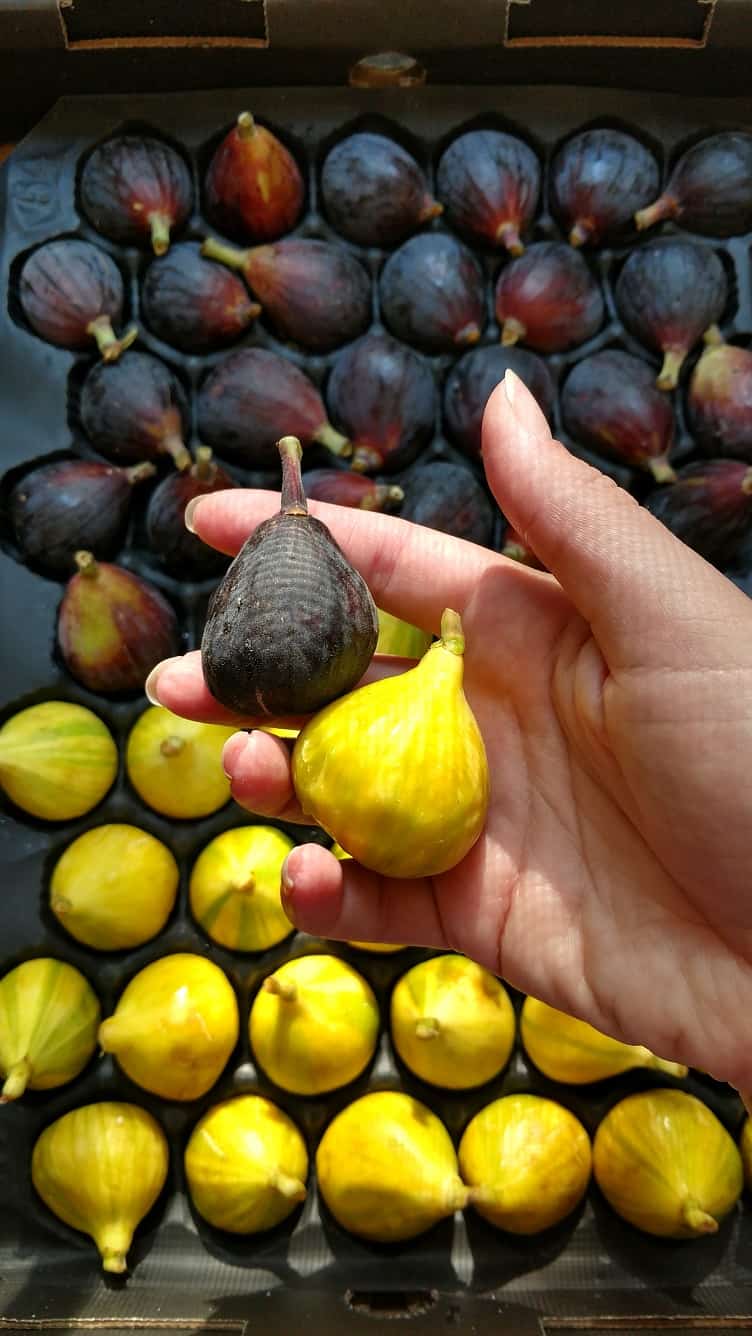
[636,131,752,237]
[645,459,752,565]
[141,242,261,353]
[561,350,677,481]
[400,461,495,546]
[205,111,304,244]
[687,335,752,461]
[197,347,349,467]
[202,236,370,352]
[302,469,404,512]
[80,135,193,255]
[9,458,155,577]
[614,238,727,390]
[443,345,555,460]
[494,241,604,353]
[320,132,441,247]
[379,234,485,353]
[201,436,378,716]
[79,351,191,471]
[436,129,541,254]
[18,238,137,360]
[146,447,236,578]
[550,128,659,248]
[326,331,436,473]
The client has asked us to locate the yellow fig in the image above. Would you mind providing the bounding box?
[259,726,299,739]
[125,706,235,819]
[50,824,179,950]
[459,1094,592,1234]
[316,1090,468,1242]
[185,1095,308,1234]
[0,700,117,821]
[520,996,688,1085]
[331,842,404,952]
[390,955,515,1090]
[249,953,379,1095]
[740,1117,752,1190]
[593,1089,742,1238]
[293,608,489,879]
[376,608,432,659]
[0,958,100,1102]
[189,825,295,952]
[32,1101,168,1273]
[98,953,239,1101]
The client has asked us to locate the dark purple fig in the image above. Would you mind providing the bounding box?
[561,350,676,482]
[379,234,485,353]
[436,130,540,254]
[326,332,436,473]
[501,524,545,570]
[614,238,727,390]
[201,237,370,352]
[197,348,349,468]
[687,334,752,461]
[494,242,604,353]
[205,112,304,243]
[18,239,137,360]
[550,129,659,248]
[8,458,155,577]
[645,459,752,565]
[141,242,261,353]
[58,552,180,692]
[79,351,190,471]
[400,461,495,546]
[80,136,193,255]
[320,132,441,247]
[146,447,236,578]
[303,470,404,512]
[443,345,554,461]
[635,131,752,237]
[201,436,378,716]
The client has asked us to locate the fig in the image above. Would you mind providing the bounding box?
[141,241,261,352]
[550,128,659,248]
[326,331,436,473]
[443,345,555,460]
[320,131,441,246]
[303,469,403,511]
[0,958,100,1102]
[561,349,677,481]
[741,1119,752,1190]
[687,333,752,461]
[197,347,349,468]
[400,461,495,546]
[18,238,137,360]
[520,996,688,1084]
[614,238,727,390]
[376,608,431,658]
[189,825,295,953]
[201,236,370,352]
[436,129,540,254]
[635,131,752,237]
[79,350,190,471]
[8,457,154,577]
[378,233,485,352]
[80,135,193,255]
[146,447,235,578]
[494,241,604,352]
[0,700,117,821]
[645,459,752,565]
[125,706,235,819]
[501,525,545,570]
[201,436,378,716]
[205,111,304,243]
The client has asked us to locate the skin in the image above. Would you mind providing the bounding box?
[147,371,752,1094]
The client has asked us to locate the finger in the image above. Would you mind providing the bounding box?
[222,730,307,823]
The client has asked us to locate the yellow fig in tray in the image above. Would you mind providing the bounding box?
[126,706,235,819]
[0,700,117,821]
[0,958,100,1102]
[189,825,295,952]
[520,996,688,1085]
[50,823,179,950]
[375,608,432,659]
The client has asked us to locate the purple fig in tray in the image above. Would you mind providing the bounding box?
[378,234,485,353]
[494,242,604,353]
[18,239,137,361]
[436,129,540,254]
[635,131,752,237]
[645,459,752,566]
[326,331,436,473]
[205,111,304,243]
[561,350,677,482]
[443,345,555,461]
[141,242,261,353]
[550,128,659,248]
[146,447,236,578]
[687,333,752,462]
[79,351,190,471]
[614,238,727,391]
[400,461,495,547]
[80,135,193,255]
[201,436,378,716]
[303,470,404,512]
[320,132,441,247]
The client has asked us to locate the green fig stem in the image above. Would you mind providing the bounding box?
[501,317,525,348]
[193,445,217,483]
[278,436,308,516]
[160,735,186,758]
[51,894,71,916]
[263,975,298,1003]
[351,444,383,473]
[742,468,752,496]
[201,235,249,273]
[271,1171,307,1202]
[149,211,172,256]
[96,1222,133,1274]
[415,1018,440,1040]
[1,1057,31,1102]
[75,550,99,578]
[647,455,677,484]
[125,461,157,486]
[440,609,465,657]
[162,433,192,472]
[635,194,678,231]
[646,1054,689,1078]
[237,110,256,139]
[681,1198,718,1235]
[313,421,352,458]
[419,195,444,223]
[455,322,481,347]
[496,220,524,255]
[87,315,139,362]
[232,874,256,895]
[656,347,685,391]
[502,540,530,563]
[363,484,404,511]
[569,218,593,248]
[703,323,724,347]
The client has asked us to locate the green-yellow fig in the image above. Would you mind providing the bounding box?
[376,608,432,659]
[189,825,295,952]
[0,958,100,1101]
[50,823,179,950]
[520,995,688,1085]
[0,700,117,821]
[126,706,235,819]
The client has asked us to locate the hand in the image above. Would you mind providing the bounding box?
[148,370,752,1090]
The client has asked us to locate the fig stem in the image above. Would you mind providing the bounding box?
[87,315,138,362]
[569,219,593,248]
[160,735,185,757]
[149,211,172,257]
[444,1177,471,1213]
[657,347,686,391]
[313,421,352,458]
[455,322,481,347]
[201,236,249,273]
[351,444,382,474]
[237,110,256,139]
[101,1251,128,1275]
[125,461,157,486]
[703,323,724,347]
[496,220,524,256]
[74,550,99,578]
[440,609,465,656]
[501,318,526,348]
[232,875,256,895]
[634,194,678,231]
[270,1171,307,1202]
[1,1057,31,1102]
[647,456,677,485]
[263,975,298,1003]
[502,540,530,563]
[742,468,752,496]
[162,434,192,472]
[193,446,216,483]
[364,484,404,511]
[681,1199,718,1235]
[278,436,308,516]
[647,1055,689,1077]
[418,195,444,224]
[415,1018,440,1040]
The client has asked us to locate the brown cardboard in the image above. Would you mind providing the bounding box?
[504,0,716,48]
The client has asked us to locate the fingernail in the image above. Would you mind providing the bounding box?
[144,656,182,706]
[222,730,249,779]
[504,367,521,408]
[184,496,203,533]
[280,855,296,919]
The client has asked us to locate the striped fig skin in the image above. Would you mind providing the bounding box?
[636,132,752,238]
[141,243,260,353]
[326,331,437,473]
[246,240,371,351]
[550,129,659,248]
[561,350,676,480]
[80,136,193,254]
[79,351,190,469]
[321,132,441,246]
[645,459,752,565]
[379,234,485,353]
[18,239,133,356]
[436,130,540,254]
[495,242,604,353]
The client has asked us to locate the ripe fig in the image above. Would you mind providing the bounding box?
[303,469,403,511]
[79,350,190,470]
[205,111,304,243]
[0,700,117,822]
[379,233,485,353]
[18,238,137,360]
[58,552,180,693]
[141,242,261,353]
[202,236,370,352]
[645,459,752,565]
[494,242,604,352]
[320,132,441,246]
[635,131,752,237]
[326,331,436,472]
[687,333,752,461]
[614,238,727,390]
[197,347,349,467]
[80,135,193,255]
[561,350,677,481]
[201,436,378,716]
[443,345,555,460]
[436,129,540,254]
[400,461,495,546]
[146,447,236,578]
[550,128,659,248]
[8,458,155,577]
[126,707,234,820]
